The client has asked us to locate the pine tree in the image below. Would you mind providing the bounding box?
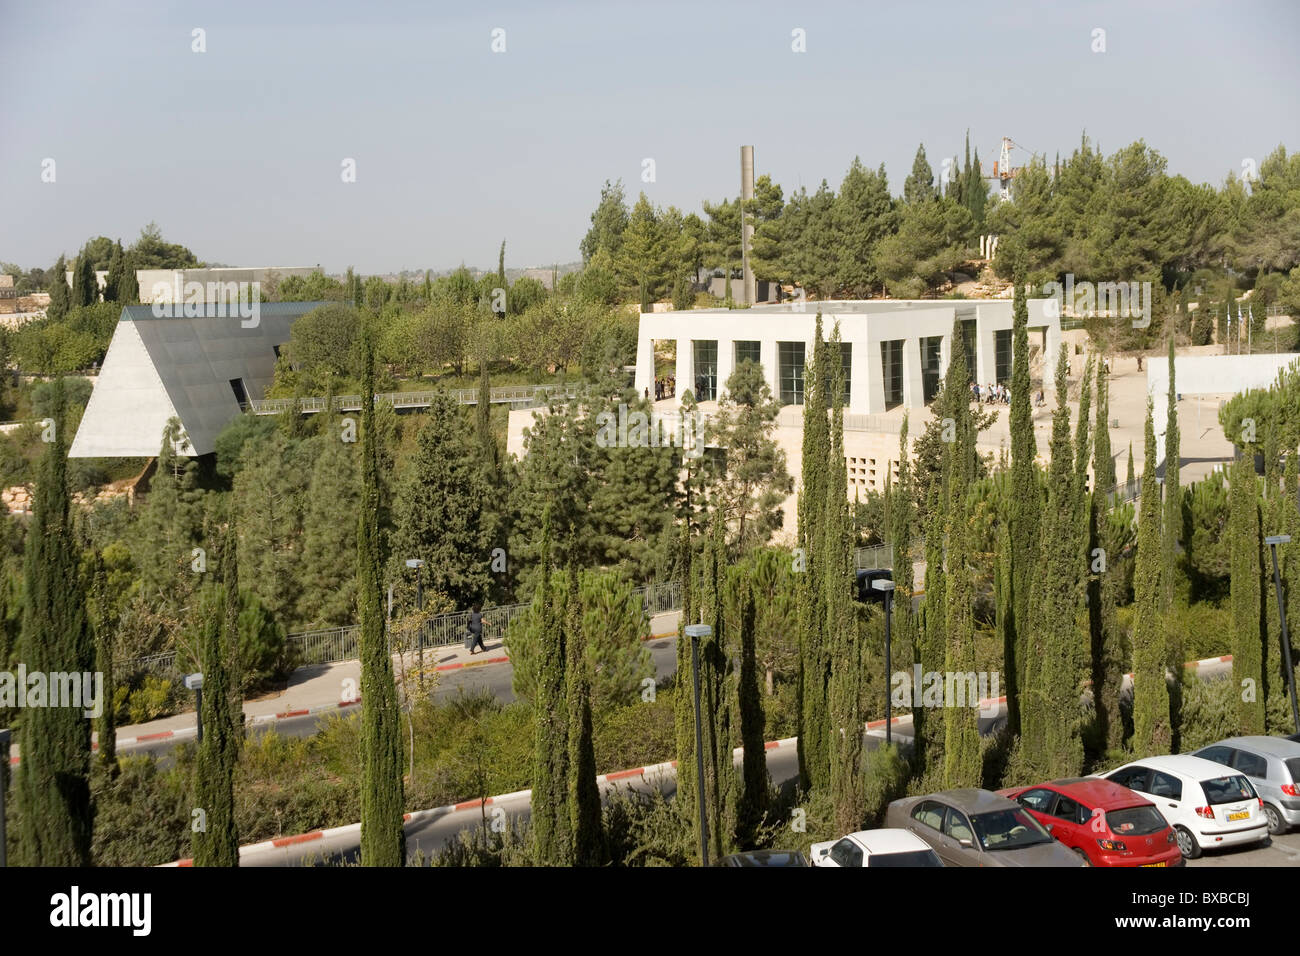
[47,255,70,321]
[389,393,495,608]
[903,144,937,205]
[16,382,95,864]
[1089,359,1125,751]
[565,568,603,865]
[941,318,981,788]
[298,430,359,628]
[1132,398,1171,754]
[357,327,406,866]
[531,509,571,864]
[1229,453,1265,734]
[1006,280,1038,734]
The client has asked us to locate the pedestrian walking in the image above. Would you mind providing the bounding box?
[467,604,486,654]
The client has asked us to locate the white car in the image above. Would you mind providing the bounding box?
[810,828,943,867]
[1102,754,1270,859]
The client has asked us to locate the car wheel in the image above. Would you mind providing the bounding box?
[1073,848,1092,866]
[1263,803,1286,836]
[1174,826,1201,860]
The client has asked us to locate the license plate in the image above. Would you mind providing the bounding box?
[1140,861,1166,867]
[1227,811,1249,821]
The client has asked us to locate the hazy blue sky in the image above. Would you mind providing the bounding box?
[2,0,1296,274]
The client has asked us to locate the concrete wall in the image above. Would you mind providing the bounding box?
[1147,353,1300,468]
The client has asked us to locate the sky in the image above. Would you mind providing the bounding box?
[2,0,1297,275]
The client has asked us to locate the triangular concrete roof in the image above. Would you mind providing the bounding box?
[69,301,327,458]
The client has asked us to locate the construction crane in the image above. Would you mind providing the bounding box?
[983,136,1029,201]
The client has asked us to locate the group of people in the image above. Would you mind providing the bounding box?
[653,375,676,400]
[971,381,1010,405]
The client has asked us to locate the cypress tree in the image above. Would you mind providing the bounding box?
[357,326,406,866]
[797,316,832,791]
[727,561,768,847]
[1132,398,1171,755]
[1023,347,1084,778]
[1089,359,1124,751]
[565,567,603,865]
[701,507,735,860]
[16,382,95,865]
[103,241,125,303]
[117,250,139,304]
[942,318,981,788]
[917,480,946,779]
[889,415,915,672]
[1162,339,1183,672]
[47,255,70,322]
[673,517,698,826]
[1006,280,1038,735]
[1229,453,1265,734]
[1127,442,1135,488]
[531,509,571,864]
[192,575,239,866]
[71,253,97,307]
[88,549,117,775]
[826,335,865,829]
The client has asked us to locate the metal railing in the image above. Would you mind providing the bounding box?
[116,580,683,680]
[247,383,582,416]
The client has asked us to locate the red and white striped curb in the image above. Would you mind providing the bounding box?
[161,736,803,866]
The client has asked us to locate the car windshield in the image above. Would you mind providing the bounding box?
[868,849,943,868]
[1202,775,1255,805]
[1105,805,1167,836]
[971,807,1053,850]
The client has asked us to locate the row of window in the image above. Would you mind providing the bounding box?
[687,330,1009,409]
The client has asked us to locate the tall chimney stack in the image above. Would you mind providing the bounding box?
[741,145,755,307]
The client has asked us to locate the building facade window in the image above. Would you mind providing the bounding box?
[995,329,1012,384]
[880,339,903,409]
[693,339,718,401]
[778,341,805,405]
[838,342,852,407]
[922,335,943,403]
[734,340,761,369]
[960,320,978,377]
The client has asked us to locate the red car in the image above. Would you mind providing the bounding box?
[997,778,1184,867]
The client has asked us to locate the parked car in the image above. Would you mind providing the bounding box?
[884,789,1086,867]
[1192,736,1300,835]
[713,850,808,867]
[810,829,943,867]
[998,778,1183,867]
[1101,754,1270,859]
[855,568,893,603]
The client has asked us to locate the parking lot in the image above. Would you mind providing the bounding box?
[1188,829,1300,867]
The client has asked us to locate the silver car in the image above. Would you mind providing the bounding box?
[1193,736,1300,834]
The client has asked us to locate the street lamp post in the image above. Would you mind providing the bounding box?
[1265,535,1300,735]
[684,623,712,867]
[873,579,896,747]
[184,673,204,744]
[405,559,426,692]
[0,727,9,867]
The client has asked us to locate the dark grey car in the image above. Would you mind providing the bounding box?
[885,789,1087,867]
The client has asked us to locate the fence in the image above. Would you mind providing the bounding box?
[116,580,684,681]
[247,383,581,416]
